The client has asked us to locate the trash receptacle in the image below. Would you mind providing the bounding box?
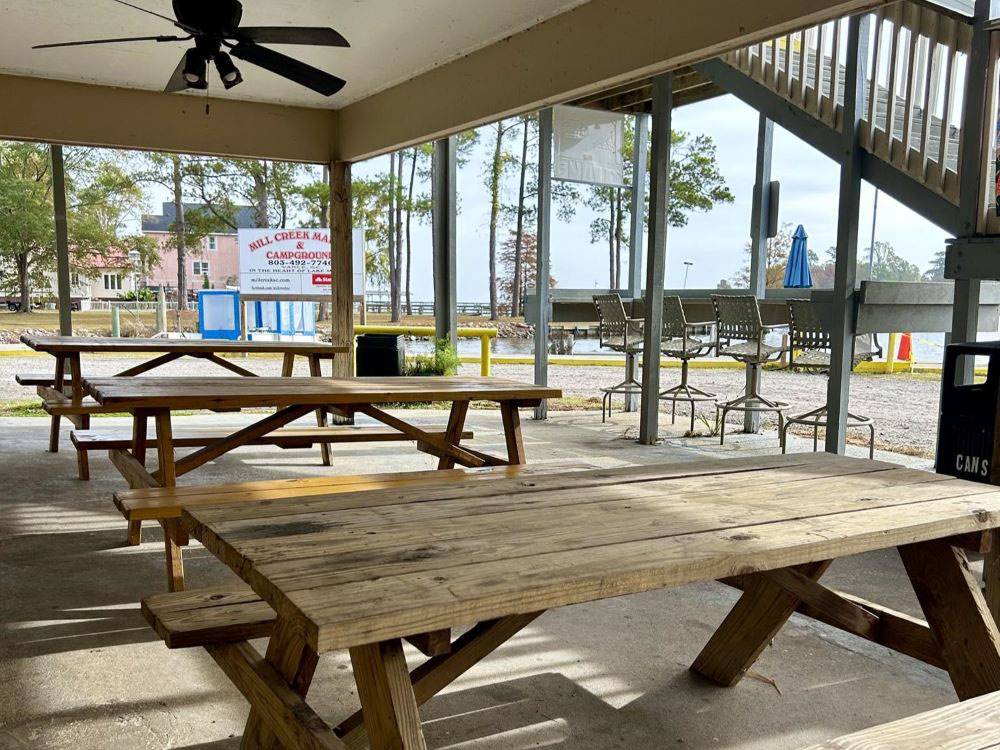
[356,334,405,377]
[936,341,1000,484]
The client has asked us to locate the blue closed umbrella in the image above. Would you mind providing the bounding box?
[783,224,813,288]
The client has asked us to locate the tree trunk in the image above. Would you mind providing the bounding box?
[394,152,404,321]
[488,122,505,321]
[608,192,615,288]
[172,155,188,312]
[405,147,416,317]
[614,188,623,289]
[387,152,400,322]
[15,252,30,312]
[318,164,330,322]
[254,162,270,227]
[511,118,529,319]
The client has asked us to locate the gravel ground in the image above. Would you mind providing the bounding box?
[1,352,942,458]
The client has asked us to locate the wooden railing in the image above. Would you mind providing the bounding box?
[722,1,973,207]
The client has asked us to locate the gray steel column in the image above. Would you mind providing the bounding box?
[638,73,673,445]
[534,108,554,419]
[50,145,72,336]
[949,0,991,384]
[432,136,458,349]
[825,14,870,454]
[624,112,650,411]
[745,114,773,433]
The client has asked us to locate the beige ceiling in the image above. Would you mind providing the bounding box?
[0,0,591,108]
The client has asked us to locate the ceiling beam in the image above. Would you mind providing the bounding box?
[336,0,892,161]
[0,73,338,162]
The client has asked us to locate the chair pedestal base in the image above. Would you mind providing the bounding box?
[781,406,875,458]
[600,352,642,422]
[659,360,716,433]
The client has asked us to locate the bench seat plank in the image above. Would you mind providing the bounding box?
[43,399,119,416]
[142,585,275,649]
[800,690,1000,749]
[74,425,473,453]
[15,372,72,387]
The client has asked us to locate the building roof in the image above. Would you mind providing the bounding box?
[142,203,258,233]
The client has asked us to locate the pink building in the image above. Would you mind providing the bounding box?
[142,203,258,296]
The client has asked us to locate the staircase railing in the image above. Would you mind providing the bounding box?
[722,1,973,208]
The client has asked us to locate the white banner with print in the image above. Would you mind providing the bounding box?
[553,105,626,187]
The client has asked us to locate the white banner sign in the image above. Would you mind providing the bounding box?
[238,228,365,297]
[553,105,626,187]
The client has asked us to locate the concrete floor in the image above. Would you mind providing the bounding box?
[0,408,958,749]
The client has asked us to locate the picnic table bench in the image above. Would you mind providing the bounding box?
[142,452,1000,749]
[18,335,349,464]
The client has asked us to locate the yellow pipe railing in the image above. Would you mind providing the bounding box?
[354,325,496,376]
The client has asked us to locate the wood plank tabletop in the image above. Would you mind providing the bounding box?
[20,334,349,355]
[182,452,1000,654]
[86,376,562,409]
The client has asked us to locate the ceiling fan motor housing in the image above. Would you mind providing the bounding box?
[172,0,243,36]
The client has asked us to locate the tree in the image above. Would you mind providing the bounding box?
[858,240,922,282]
[0,143,152,310]
[732,222,796,288]
[483,119,520,319]
[924,250,946,281]
[587,123,733,290]
[498,230,554,309]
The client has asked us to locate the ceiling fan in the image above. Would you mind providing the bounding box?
[33,0,349,96]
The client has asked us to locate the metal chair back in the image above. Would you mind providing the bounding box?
[662,296,688,340]
[787,298,829,352]
[711,295,763,347]
[593,293,631,350]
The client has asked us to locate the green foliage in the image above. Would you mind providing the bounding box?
[923,250,946,281]
[121,288,156,302]
[405,338,460,376]
[0,142,152,306]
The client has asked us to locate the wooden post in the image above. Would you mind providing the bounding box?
[638,73,673,446]
[330,161,355,381]
[745,115,773,433]
[432,137,458,350]
[624,113,649,412]
[825,14,869,454]
[51,144,72,336]
[533,108,553,420]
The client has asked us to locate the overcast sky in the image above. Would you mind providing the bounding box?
[352,93,950,302]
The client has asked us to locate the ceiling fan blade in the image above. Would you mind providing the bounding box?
[163,53,189,93]
[34,35,185,49]
[234,27,349,48]
[109,0,199,35]
[230,42,346,96]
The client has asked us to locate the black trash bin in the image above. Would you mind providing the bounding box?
[936,341,1000,484]
[356,334,405,377]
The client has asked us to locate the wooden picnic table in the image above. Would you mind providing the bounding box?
[20,334,349,452]
[85,375,561,490]
[168,452,1000,749]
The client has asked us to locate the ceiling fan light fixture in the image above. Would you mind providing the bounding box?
[182,47,207,88]
[213,51,243,89]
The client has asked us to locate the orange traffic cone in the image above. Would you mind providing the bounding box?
[897,332,913,362]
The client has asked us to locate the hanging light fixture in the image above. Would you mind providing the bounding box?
[182,48,208,89]
[213,51,243,89]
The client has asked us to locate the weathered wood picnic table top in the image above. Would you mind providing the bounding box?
[183,451,1000,654]
[21,334,349,354]
[85,375,561,410]
[167,451,1000,748]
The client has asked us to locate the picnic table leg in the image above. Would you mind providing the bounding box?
[75,413,91,480]
[350,639,427,750]
[985,529,1000,626]
[500,402,526,465]
[898,539,1000,699]
[151,410,184,589]
[67,352,83,404]
[691,560,832,686]
[308,354,332,466]
[241,617,319,749]
[437,400,470,470]
[48,354,66,452]
[280,352,295,377]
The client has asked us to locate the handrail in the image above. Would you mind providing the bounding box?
[354,324,497,376]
